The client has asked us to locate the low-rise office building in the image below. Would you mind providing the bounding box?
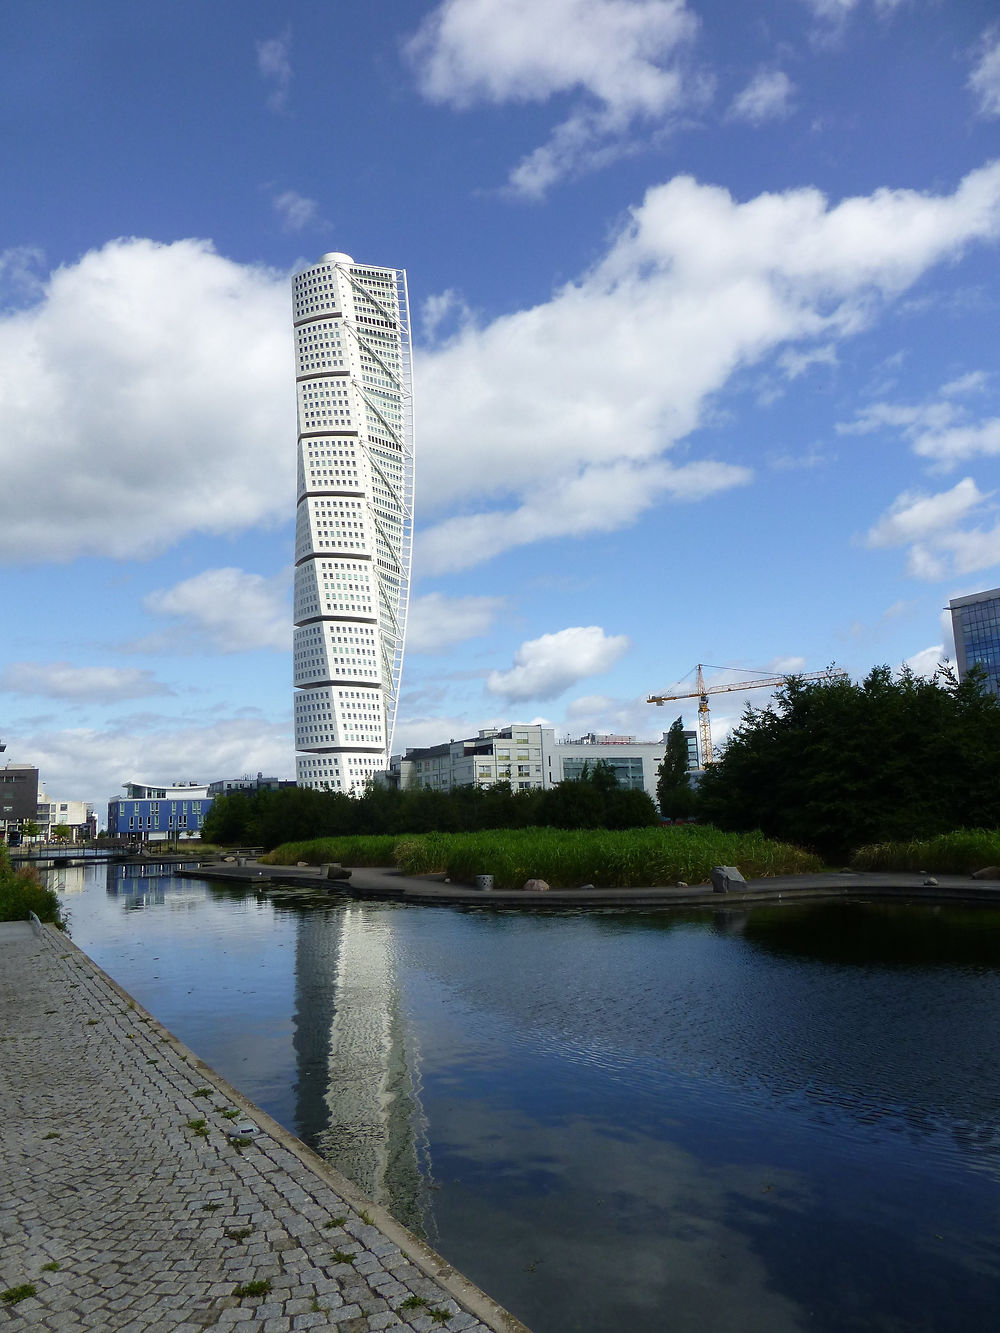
[208,773,297,797]
[107,781,212,841]
[390,725,698,802]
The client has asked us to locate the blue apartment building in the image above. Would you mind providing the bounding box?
[107,781,212,840]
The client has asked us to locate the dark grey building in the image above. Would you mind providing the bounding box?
[1,763,40,838]
[949,586,1000,696]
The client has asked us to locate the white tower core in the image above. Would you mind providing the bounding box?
[292,256,414,791]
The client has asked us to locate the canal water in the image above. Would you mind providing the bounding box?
[48,864,1000,1333]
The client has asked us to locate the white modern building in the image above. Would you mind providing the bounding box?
[292,254,414,792]
[390,725,698,801]
[36,787,96,841]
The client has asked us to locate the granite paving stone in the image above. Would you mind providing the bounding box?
[0,922,527,1333]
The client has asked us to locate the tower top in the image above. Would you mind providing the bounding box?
[318,251,354,265]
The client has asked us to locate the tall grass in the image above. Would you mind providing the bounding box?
[851,829,1000,874]
[264,826,820,888]
[261,835,402,866]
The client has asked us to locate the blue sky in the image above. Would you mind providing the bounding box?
[2,0,1000,810]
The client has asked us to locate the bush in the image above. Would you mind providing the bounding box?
[0,849,65,926]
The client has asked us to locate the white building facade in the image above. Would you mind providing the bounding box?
[390,726,693,801]
[36,788,96,841]
[292,254,414,792]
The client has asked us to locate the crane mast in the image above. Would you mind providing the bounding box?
[648,664,847,765]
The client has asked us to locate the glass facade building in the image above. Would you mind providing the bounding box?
[292,254,414,792]
[949,586,1000,696]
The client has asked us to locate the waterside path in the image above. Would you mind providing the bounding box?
[0,921,531,1333]
[180,862,1000,909]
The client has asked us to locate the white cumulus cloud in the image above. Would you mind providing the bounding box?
[406,593,506,653]
[866,478,990,548]
[728,70,795,125]
[417,162,1000,571]
[969,28,1000,119]
[486,626,630,702]
[0,238,291,563]
[904,645,947,678]
[272,191,321,233]
[406,0,700,194]
[865,479,1000,581]
[7,714,294,810]
[839,372,1000,468]
[142,568,290,653]
[257,31,293,112]
[0,663,171,701]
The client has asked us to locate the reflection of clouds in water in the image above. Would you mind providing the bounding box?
[393,906,1000,1169]
[429,1102,811,1333]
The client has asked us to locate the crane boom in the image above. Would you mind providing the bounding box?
[648,664,847,765]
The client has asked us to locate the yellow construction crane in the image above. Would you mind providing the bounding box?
[648,664,848,766]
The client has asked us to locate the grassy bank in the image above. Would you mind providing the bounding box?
[263,825,821,889]
[0,847,65,926]
[851,829,1000,875]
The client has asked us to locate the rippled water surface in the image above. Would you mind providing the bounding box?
[51,864,1000,1333]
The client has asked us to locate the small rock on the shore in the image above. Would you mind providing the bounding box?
[523,878,550,892]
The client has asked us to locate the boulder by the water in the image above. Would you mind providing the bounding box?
[971,866,1000,880]
[710,865,745,894]
[523,878,550,892]
[323,863,352,881]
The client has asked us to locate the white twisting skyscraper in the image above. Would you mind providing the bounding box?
[292,253,414,791]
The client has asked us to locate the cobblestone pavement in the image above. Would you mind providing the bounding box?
[0,923,529,1333]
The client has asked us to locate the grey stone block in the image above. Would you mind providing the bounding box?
[710,865,745,894]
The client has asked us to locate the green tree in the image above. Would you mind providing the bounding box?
[21,820,39,838]
[697,665,1000,859]
[657,717,696,818]
[201,793,255,845]
[51,824,72,841]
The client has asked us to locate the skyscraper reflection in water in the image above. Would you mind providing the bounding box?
[292,905,432,1236]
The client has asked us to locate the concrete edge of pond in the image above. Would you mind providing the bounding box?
[178,862,1000,910]
[43,924,533,1333]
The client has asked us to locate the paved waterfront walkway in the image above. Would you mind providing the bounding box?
[185,861,1000,909]
[0,923,529,1333]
